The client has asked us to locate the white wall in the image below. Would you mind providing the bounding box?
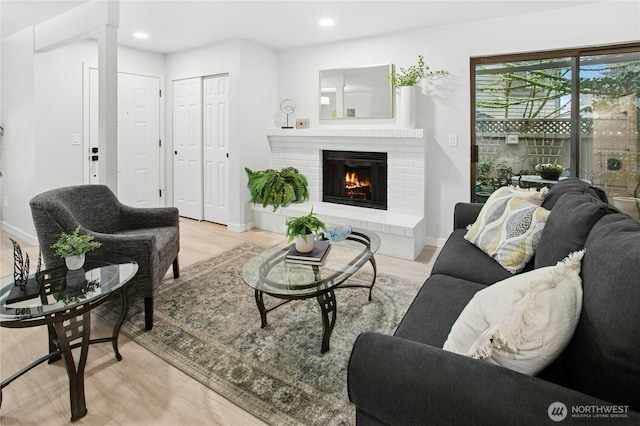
[1,31,165,243]
[164,39,278,230]
[1,28,36,241]
[276,1,640,246]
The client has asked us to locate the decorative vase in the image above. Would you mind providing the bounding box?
[398,85,416,128]
[295,234,315,253]
[65,253,85,270]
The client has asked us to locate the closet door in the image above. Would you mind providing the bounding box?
[203,74,230,224]
[173,77,203,220]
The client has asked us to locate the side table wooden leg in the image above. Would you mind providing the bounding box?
[53,311,91,422]
[317,289,337,353]
[112,288,129,361]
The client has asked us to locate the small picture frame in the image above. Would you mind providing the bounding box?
[296,118,309,129]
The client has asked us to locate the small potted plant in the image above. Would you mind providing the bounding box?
[285,209,326,253]
[245,166,309,211]
[51,227,102,270]
[535,163,564,180]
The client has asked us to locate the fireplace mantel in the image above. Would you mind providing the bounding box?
[266,128,424,149]
[256,128,426,259]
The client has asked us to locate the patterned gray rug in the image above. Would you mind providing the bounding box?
[95,242,423,426]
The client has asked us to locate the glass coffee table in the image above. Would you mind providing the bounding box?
[242,228,380,353]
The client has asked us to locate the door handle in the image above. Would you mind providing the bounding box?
[174,150,178,155]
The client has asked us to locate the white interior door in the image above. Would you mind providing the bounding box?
[203,74,229,224]
[173,77,203,220]
[87,68,161,208]
[118,72,161,207]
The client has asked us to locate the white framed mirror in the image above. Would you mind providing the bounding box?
[319,64,394,120]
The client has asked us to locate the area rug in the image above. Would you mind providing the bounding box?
[95,242,424,426]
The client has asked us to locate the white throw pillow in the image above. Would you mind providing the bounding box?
[442,250,584,376]
[465,188,551,273]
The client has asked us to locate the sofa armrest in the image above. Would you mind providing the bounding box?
[453,202,483,230]
[119,205,180,230]
[348,332,639,425]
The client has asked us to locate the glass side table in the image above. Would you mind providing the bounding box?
[0,259,138,422]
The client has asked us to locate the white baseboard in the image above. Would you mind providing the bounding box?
[1,222,39,246]
[227,221,254,233]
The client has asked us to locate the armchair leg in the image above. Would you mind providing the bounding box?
[172,257,180,279]
[144,297,153,331]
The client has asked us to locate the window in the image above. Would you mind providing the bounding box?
[471,43,640,220]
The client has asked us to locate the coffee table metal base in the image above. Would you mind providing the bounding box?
[253,256,377,353]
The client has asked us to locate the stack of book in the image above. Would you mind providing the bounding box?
[285,239,332,266]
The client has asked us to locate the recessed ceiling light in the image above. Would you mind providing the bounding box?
[319,18,335,27]
[133,32,149,40]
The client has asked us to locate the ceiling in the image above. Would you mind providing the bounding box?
[1,1,603,54]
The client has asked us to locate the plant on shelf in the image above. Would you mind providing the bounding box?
[51,227,102,270]
[535,163,564,173]
[245,166,309,211]
[535,163,564,180]
[285,208,326,253]
[388,54,448,87]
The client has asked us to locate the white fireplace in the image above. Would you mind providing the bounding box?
[251,128,426,260]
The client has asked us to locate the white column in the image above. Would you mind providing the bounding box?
[97,24,118,193]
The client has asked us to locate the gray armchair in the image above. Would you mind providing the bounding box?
[29,184,180,330]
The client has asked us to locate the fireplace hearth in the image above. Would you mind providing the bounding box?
[322,150,387,210]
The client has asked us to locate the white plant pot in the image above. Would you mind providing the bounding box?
[295,235,315,253]
[65,253,85,270]
[613,197,640,220]
[398,85,416,128]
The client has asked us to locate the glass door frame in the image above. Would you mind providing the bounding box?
[470,42,640,201]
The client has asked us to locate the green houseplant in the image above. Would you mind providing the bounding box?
[51,227,102,270]
[245,166,309,211]
[285,209,326,253]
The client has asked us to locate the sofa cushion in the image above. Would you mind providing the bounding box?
[431,229,516,285]
[465,193,550,273]
[443,251,584,376]
[541,177,607,210]
[394,274,485,347]
[562,213,640,410]
[535,193,610,268]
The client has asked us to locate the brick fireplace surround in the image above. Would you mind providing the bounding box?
[251,128,426,260]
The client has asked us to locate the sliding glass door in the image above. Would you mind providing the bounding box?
[579,51,640,219]
[471,43,639,220]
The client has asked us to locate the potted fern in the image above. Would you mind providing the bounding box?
[51,227,102,270]
[245,166,309,211]
[285,208,326,253]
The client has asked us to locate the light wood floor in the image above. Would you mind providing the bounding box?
[0,219,437,425]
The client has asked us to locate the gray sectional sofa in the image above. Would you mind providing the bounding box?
[348,178,640,425]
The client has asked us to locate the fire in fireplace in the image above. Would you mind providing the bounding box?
[322,150,387,210]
